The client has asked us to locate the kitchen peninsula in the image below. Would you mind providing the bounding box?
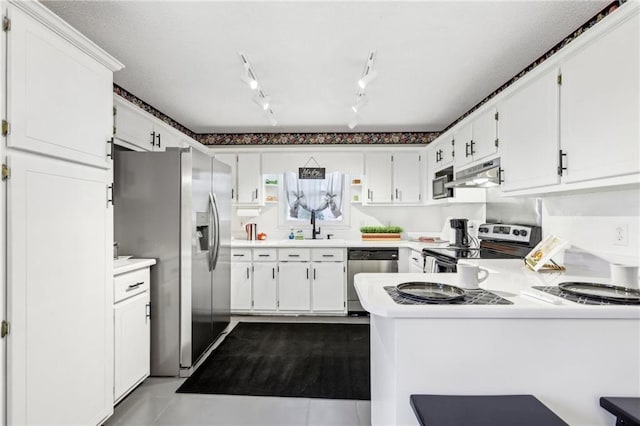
[355,260,640,426]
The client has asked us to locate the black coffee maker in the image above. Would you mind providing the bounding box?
[450,218,470,248]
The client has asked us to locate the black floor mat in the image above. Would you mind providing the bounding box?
[176,322,370,400]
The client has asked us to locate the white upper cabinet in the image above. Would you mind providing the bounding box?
[453,122,473,167]
[454,109,498,168]
[365,152,393,204]
[213,153,238,201]
[6,5,118,169]
[429,133,454,171]
[559,10,639,183]
[472,107,499,161]
[500,67,560,192]
[365,152,423,204]
[114,96,185,152]
[393,152,422,203]
[236,153,262,205]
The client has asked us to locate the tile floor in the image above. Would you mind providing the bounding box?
[105,315,371,426]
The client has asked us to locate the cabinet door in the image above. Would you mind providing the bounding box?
[153,124,183,151]
[7,5,113,169]
[114,98,155,151]
[472,108,499,161]
[278,262,311,311]
[454,122,473,167]
[311,262,345,312]
[253,262,278,311]
[237,153,262,204]
[500,67,560,192]
[431,134,455,168]
[214,153,238,201]
[365,153,392,203]
[393,152,422,203]
[560,13,639,183]
[7,151,112,425]
[230,262,252,311]
[114,292,150,402]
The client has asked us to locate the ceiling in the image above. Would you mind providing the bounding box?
[43,1,609,134]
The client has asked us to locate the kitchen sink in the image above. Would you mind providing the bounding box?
[280,238,345,245]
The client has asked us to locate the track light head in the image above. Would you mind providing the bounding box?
[351,95,368,113]
[348,119,359,130]
[358,70,378,89]
[253,94,271,110]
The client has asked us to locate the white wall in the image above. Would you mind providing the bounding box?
[541,186,640,269]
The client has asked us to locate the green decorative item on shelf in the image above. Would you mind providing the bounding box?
[360,226,404,234]
[265,178,278,185]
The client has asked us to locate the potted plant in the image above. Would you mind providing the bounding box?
[360,226,404,241]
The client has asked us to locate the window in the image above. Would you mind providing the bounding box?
[283,171,345,222]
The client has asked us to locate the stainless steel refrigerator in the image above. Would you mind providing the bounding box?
[114,147,231,376]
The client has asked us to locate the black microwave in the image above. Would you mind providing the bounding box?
[432,167,453,199]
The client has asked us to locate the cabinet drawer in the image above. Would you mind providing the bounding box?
[253,248,277,261]
[231,248,252,261]
[311,248,345,262]
[278,248,311,262]
[114,268,150,303]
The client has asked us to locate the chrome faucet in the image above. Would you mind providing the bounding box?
[311,210,321,240]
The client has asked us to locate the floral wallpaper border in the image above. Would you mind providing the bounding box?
[113,0,622,146]
[442,0,623,132]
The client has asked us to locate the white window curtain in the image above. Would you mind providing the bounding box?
[283,171,344,221]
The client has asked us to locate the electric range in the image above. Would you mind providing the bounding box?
[423,223,542,273]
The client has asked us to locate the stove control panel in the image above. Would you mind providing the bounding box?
[478,223,538,244]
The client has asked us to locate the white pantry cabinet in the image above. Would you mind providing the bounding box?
[7,151,113,425]
[559,10,639,184]
[113,267,151,403]
[3,3,123,425]
[6,4,114,169]
[500,66,560,192]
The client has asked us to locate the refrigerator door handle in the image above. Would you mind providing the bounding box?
[207,193,215,271]
[210,192,221,270]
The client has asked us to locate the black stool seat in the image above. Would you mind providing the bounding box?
[410,394,568,426]
[600,397,640,426]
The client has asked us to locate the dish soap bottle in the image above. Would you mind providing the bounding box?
[288,228,295,240]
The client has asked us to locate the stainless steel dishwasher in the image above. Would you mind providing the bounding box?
[347,248,398,314]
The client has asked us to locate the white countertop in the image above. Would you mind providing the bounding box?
[113,257,156,275]
[231,238,447,252]
[355,259,640,319]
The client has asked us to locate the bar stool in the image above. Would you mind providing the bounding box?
[410,394,569,426]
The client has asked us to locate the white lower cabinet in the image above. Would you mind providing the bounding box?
[311,262,345,312]
[278,262,312,311]
[114,267,151,403]
[253,262,278,311]
[230,261,253,311]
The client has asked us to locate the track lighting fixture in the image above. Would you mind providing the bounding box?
[239,51,277,126]
[347,118,359,130]
[357,51,377,89]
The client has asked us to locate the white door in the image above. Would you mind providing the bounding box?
[7,151,112,425]
[237,153,262,204]
[230,262,252,311]
[393,152,422,203]
[454,122,473,167]
[253,262,278,311]
[560,13,639,183]
[214,153,238,201]
[311,263,345,312]
[472,108,498,161]
[365,153,392,204]
[500,67,561,192]
[278,262,311,311]
[114,292,150,401]
[114,98,155,151]
[7,5,113,169]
